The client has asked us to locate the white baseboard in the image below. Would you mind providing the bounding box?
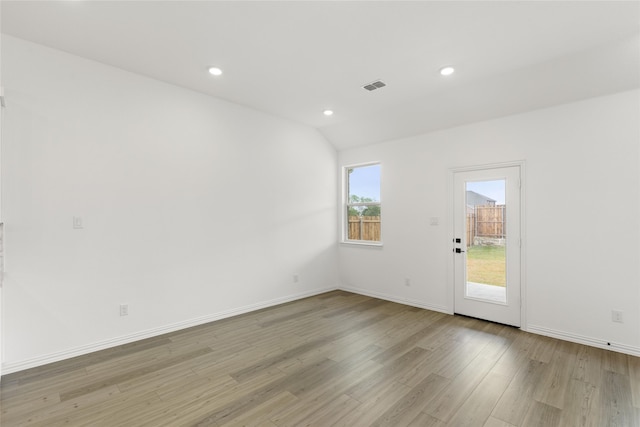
[340,287,640,358]
[7,287,638,376]
[527,324,640,357]
[2,286,338,376]
[339,285,451,314]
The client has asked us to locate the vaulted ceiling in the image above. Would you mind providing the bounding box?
[2,1,639,149]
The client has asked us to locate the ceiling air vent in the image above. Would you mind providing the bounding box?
[363,80,386,91]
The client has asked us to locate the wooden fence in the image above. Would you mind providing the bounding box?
[466,214,475,248]
[347,206,503,244]
[348,216,381,241]
[466,205,505,246]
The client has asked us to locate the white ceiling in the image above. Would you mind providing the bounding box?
[2,1,639,150]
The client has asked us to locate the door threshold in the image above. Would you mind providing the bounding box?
[453,313,521,329]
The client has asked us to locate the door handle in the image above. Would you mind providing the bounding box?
[455,248,465,253]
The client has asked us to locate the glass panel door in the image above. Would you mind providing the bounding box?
[453,165,521,327]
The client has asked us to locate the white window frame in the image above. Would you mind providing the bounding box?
[343,162,382,246]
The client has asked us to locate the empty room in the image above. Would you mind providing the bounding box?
[1,1,639,426]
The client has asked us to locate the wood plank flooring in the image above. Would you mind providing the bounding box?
[1,291,639,426]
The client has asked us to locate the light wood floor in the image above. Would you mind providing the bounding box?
[2,291,639,426]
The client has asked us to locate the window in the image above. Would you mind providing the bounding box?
[345,163,381,243]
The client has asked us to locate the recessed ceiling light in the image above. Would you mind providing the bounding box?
[323,110,334,116]
[440,66,455,76]
[208,67,223,76]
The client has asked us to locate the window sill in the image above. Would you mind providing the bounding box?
[341,240,383,247]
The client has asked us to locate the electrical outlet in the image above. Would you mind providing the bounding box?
[612,310,623,323]
[73,216,84,229]
[293,274,300,284]
[120,304,129,316]
[405,278,411,287]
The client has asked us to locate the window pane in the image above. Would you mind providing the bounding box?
[465,179,506,304]
[348,164,381,203]
[347,207,381,241]
[346,163,381,242]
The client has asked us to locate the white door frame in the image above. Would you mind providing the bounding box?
[448,161,526,329]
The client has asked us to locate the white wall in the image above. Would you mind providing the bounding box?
[339,89,640,354]
[1,36,338,372]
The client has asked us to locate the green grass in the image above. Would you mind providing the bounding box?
[467,245,506,287]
